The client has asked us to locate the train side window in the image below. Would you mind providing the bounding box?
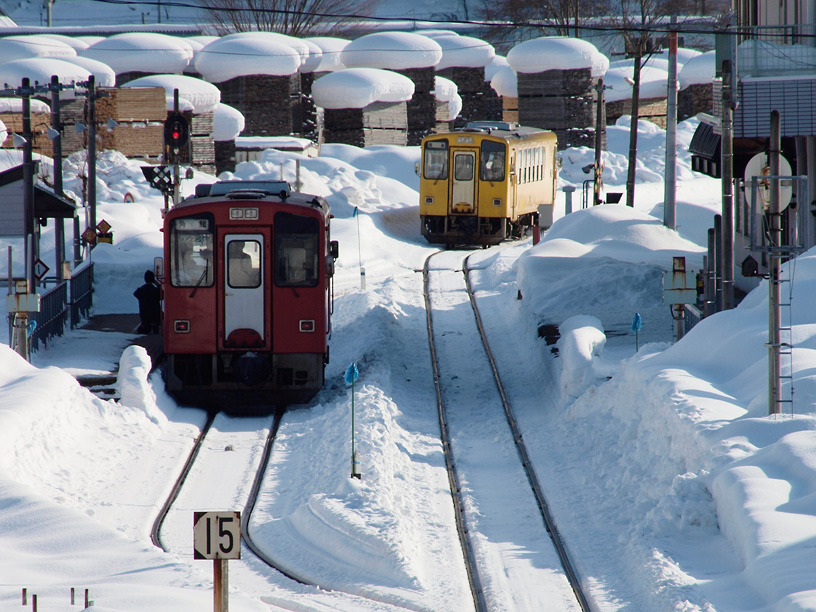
[170,215,214,287]
[275,213,319,288]
[480,140,506,182]
[423,140,449,180]
[227,240,261,288]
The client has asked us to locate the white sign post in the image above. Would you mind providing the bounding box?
[194,511,241,612]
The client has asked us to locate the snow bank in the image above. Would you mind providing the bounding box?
[122,74,220,114]
[340,32,442,70]
[507,36,608,77]
[116,345,165,425]
[557,315,607,400]
[312,68,415,109]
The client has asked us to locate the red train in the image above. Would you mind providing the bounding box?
[161,180,337,408]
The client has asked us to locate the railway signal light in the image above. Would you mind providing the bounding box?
[164,113,189,150]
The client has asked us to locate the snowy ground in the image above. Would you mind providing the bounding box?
[2,115,816,611]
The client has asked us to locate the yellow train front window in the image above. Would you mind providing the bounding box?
[424,140,449,180]
[480,140,506,182]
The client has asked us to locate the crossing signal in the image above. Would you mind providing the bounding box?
[164,113,189,150]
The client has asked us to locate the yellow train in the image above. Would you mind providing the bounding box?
[419,122,558,246]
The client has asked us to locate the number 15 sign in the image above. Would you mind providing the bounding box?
[194,511,241,560]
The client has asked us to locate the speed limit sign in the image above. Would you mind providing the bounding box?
[193,511,241,560]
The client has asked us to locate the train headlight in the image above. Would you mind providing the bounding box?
[493,198,502,207]
[174,320,190,333]
[424,196,433,205]
[299,320,315,332]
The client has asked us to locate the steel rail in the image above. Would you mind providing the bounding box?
[463,255,592,612]
[423,251,488,612]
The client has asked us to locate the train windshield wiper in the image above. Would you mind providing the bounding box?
[189,259,209,298]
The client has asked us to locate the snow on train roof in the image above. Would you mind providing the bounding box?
[340,32,443,70]
[507,36,609,77]
[122,74,220,114]
[312,67,415,109]
[305,36,349,72]
[194,35,302,82]
[80,32,193,75]
[434,35,494,70]
[678,50,715,89]
[0,58,94,98]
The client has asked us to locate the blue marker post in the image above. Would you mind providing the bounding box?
[345,363,361,479]
[631,313,642,352]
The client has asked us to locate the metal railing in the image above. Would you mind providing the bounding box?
[737,24,816,78]
[69,262,93,327]
[30,281,68,351]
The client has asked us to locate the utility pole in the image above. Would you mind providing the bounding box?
[87,75,97,233]
[721,58,735,310]
[50,75,65,282]
[768,110,782,415]
[663,18,678,230]
[593,79,604,206]
[21,78,35,292]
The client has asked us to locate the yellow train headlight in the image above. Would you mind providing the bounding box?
[424,196,434,205]
[493,198,502,207]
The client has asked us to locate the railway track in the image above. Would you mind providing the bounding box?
[423,249,591,611]
[149,407,312,584]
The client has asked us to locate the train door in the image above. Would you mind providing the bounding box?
[222,233,265,347]
[450,150,477,215]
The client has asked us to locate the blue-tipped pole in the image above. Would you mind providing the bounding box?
[631,313,642,352]
[345,363,361,478]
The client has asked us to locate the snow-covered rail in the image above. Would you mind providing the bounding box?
[423,249,589,611]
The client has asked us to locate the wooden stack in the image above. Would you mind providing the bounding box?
[396,66,435,146]
[606,96,667,128]
[216,74,300,137]
[436,67,501,128]
[215,140,236,175]
[0,106,53,155]
[177,110,215,173]
[300,72,318,141]
[502,96,518,123]
[323,101,407,146]
[678,83,713,121]
[435,100,454,133]
[517,68,603,150]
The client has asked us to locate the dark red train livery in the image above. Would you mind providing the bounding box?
[161,180,337,408]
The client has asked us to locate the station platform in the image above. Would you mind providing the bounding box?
[70,314,164,394]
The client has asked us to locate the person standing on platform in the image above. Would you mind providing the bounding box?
[134,270,162,334]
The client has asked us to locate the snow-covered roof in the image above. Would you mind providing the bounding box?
[0,119,6,146]
[604,64,669,102]
[194,35,301,82]
[312,67,415,109]
[122,74,220,114]
[490,65,517,98]
[507,36,608,77]
[305,36,349,72]
[435,35,494,70]
[0,35,78,62]
[418,29,459,39]
[220,32,311,72]
[81,33,193,75]
[652,46,703,66]
[0,58,92,99]
[678,50,715,89]
[213,102,245,142]
[300,39,323,74]
[340,32,442,70]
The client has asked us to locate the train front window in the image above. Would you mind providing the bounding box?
[275,213,319,288]
[170,215,214,288]
[454,153,474,181]
[480,140,506,182]
[424,140,449,180]
[227,240,261,288]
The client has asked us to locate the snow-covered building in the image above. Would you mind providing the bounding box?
[507,36,609,150]
[341,32,442,145]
